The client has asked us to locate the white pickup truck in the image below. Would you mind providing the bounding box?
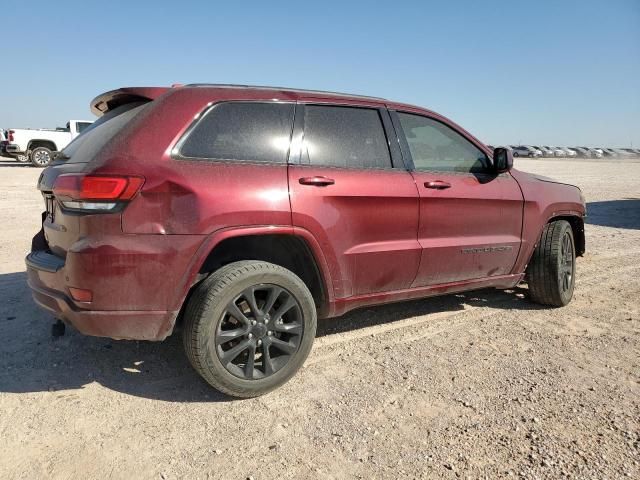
[4,120,93,167]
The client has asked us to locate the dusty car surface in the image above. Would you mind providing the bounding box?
[25,84,586,397]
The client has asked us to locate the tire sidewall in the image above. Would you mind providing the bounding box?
[195,266,316,396]
[554,222,576,305]
[30,147,53,167]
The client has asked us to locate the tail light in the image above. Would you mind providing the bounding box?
[53,174,144,212]
[8,130,14,142]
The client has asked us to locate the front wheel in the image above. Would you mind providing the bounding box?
[183,261,317,398]
[30,147,53,167]
[526,220,576,306]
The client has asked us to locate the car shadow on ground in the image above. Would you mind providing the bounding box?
[586,199,640,230]
[0,270,540,402]
[0,159,31,167]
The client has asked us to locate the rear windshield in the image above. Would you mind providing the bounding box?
[58,102,148,163]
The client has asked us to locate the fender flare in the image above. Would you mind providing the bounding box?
[170,225,335,314]
[27,139,58,152]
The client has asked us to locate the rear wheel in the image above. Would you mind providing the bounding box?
[513,151,519,157]
[527,220,575,306]
[183,261,317,398]
[30,147,53,167]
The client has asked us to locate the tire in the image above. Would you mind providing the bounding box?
[30,147,53,167]
[527,220,576,307]
[15,154,30,163]
[183,260,317,398]
[513,151,519,157]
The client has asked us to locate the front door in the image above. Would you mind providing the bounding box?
[391,110,523,287]
[288,103,421,298]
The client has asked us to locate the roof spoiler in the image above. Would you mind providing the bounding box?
[90,87,170,116]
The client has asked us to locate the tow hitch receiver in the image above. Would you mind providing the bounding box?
[51,319,66,338]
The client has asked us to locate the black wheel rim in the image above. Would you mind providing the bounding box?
[560,232,574,292]
[212,284,304,380]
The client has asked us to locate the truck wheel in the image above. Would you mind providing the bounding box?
[526,220,575,307]
[183,261,317,398]
[30,147,53,167]
[16,154,30,163]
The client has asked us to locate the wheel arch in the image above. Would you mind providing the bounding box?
[27,140,58,152]
[547,214,585,256]
[173,227,334,331]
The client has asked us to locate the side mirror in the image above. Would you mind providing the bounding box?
[493,147,513,173]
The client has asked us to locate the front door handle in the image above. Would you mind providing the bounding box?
[299,176,335,187]
[424,180,451,190]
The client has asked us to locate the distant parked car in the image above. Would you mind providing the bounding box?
[611,148,636,158]
[511,145,542,157]
[532,145,555,157]
[580,147,603,158]
[571,147,592,158]
[530,146,543,157]
[4,119,94,167]
[621,148,640,158]
[546,146,566,157]
[600,148,618,157]
[0,129,7,157]
[560,147,578,158]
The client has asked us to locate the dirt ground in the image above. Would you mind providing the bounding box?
[0,156,638,480]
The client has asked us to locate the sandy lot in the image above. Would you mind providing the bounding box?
[0,156,638,479]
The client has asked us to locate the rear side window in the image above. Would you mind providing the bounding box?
[179,102,294,163]
[302,105,391,169]
[397,113,490,173]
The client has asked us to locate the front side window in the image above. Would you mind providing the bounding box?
[179,102,294,163]
[302,105,391,169]
[397,112,490,173]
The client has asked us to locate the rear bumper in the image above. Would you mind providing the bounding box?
[26,250,179,341]
[5,143,23,154]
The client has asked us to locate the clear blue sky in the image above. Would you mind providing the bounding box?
[2,0,638,147]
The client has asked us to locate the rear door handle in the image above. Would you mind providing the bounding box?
[299,176,335,187]
[424,180,451,190]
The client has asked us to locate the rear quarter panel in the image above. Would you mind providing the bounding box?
[90,88,296,235]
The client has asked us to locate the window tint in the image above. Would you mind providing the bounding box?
[60,102,148,164]
[76,122,92,133]
[398,113,490,173]
[303,105,391,169]
[180,102,294,163]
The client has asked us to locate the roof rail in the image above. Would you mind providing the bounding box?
[183,83,386,101]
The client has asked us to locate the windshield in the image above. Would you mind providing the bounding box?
[58,102,148,163]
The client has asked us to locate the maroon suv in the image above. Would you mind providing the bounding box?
[26,84,586,397]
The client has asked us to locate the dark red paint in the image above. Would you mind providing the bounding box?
[26,85,586,340]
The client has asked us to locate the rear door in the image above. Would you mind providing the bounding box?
[288,103,420,298]
[391,110,523,287]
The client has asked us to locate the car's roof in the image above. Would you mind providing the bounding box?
[183,84,436,113]
[93,83,446,119]
[185,83,388,102]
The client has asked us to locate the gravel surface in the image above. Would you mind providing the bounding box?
[0,156,638,479]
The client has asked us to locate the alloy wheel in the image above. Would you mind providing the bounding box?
[212,284,304,380]
[32,150,51,166]
[560,232,574,292]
